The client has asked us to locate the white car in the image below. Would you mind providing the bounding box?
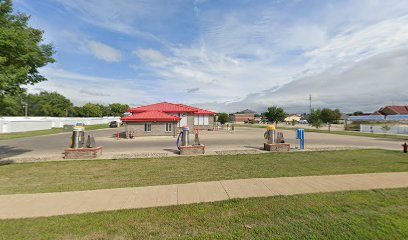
[299,120,308,124]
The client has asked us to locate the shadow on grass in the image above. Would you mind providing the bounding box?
[0,160,14,165]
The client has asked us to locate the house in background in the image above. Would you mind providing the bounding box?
[121,102,216,136]
[372,106,408,115]
[284,114,301,123]
[230,109,256,123]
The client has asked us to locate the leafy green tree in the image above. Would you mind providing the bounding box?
[29,91,73,117]
[95,104,110,116]
[320,108,341,132]
[217,113,229,124]
[0,93,23,116]
[262,106,286,124]
[78,103,103,117]
[109,103,129,116]
[320,108,341,124]
[352,111,364,116]
[308,109,323,129]
[0,0,55,97]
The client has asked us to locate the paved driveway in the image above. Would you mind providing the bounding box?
[0,127,405,161]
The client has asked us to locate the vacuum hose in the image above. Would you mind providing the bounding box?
[176,131,183,150]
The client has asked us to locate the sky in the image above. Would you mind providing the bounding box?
[14,0,408,113]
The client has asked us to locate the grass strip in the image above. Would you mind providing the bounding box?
[1,149,407,194]
[1,188,408,239]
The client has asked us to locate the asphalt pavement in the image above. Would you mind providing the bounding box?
[0,126,405,162]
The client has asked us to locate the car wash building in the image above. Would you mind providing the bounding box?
[120,102,216,136]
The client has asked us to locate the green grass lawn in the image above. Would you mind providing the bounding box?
[0,124,109,141]
[237,124,408,140]
[1,188,408,239]
[1,149,408,195]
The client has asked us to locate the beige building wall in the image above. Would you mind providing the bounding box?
[126,122,177,137]
[194,115,214,130]
[125,115,215,137]
[177,114,214,131]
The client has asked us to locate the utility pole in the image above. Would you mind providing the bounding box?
[309,94,312,114]
[22,102,28,117]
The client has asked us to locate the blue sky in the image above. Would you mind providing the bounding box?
[15,0,408,113]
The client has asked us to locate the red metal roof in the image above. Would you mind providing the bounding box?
[129,102,197,113]
[175,104,216,115]
[377,106,408,115]
[128,102,216,115]
[121,111,181,122]
[388,106,408,114]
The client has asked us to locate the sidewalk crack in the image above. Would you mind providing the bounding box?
[259,178,275,195]
[176,185,179,205]
[219,181,231,199]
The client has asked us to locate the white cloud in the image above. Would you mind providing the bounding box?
[134,49,167,63]
[132,3,408,112]
[21,0,408,112]
[281,24,327,50]
[50,30,123,63]
[28,66,154,106]
[54,0,180,43]
[214,50,408,113]
[304,15,408,74]
[87,40,122,63]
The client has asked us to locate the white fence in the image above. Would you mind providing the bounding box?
[360,124,408,135]
[0,116,121,133]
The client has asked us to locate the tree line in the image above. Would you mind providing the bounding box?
[217,106,342,128]
[0,91,129,117]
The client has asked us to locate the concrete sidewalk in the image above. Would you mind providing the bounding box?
[1,172,408,219]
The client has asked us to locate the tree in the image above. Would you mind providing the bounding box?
[0,0,55,97]
[0,93,23,116]
[217,113,229,124]
[308,109,323,129]
[29,91,73,117]
[95,104,110,116]
[262,106,286,124]
[320,108,341,124]
[352,111,364,116]
[319,108,341,132]
[78,103,103,117]
[109,103,129,116]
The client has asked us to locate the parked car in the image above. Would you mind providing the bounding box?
[299,120,308,124]
[109,121,119,128]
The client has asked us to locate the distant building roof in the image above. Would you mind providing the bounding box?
[237,109,256,114]
[376,106,408,115]
[121,111,181,122]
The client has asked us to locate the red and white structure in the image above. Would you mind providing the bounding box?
[121,102,216,136]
